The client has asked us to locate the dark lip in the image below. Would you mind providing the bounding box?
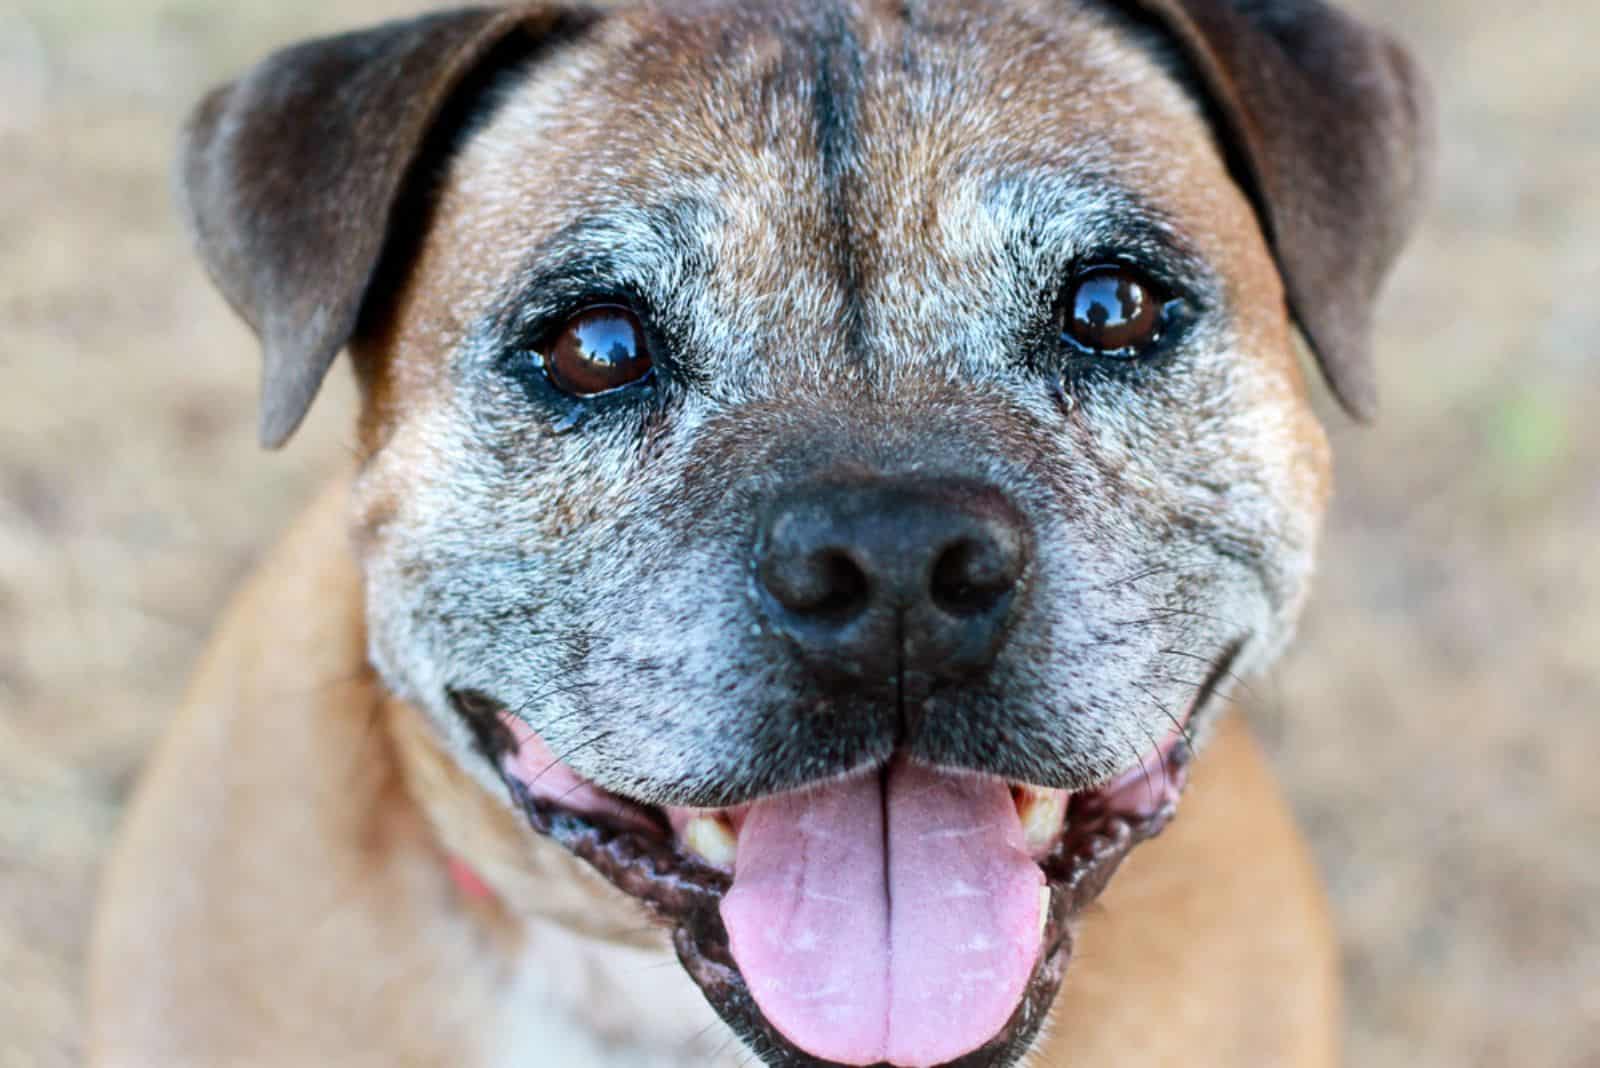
[673,769,1189,1068]
[447,640,1239,1068]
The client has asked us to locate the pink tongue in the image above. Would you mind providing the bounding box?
[720,763,1043,1067]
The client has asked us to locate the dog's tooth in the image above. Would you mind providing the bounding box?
[1017,788,1068,855]
[683,815,737,870]
[1038,886,1051,944]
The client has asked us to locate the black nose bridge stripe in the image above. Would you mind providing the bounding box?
[807,5,869,366]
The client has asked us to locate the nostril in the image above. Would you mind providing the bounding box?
[762,547,872,622]
[930,536,1020,617]
[807,550,872,620]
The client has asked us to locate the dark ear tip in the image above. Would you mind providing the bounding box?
[1344,393,1379,425]
[1300,323,1380,424]
[1330,369,1380,425]
[257,337,340,449]
[258,382,309,447]
[257,411,298,450]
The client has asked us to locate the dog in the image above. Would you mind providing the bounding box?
[88,1,1431,1065]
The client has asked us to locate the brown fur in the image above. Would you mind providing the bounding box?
[91,1,1429,1064]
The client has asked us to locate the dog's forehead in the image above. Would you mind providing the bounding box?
[415,0,1266,383]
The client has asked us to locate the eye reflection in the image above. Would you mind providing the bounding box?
[542,305,653,396]
[1060,267,1166,356]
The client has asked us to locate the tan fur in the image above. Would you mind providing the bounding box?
[81,0,1429,1062]
[91,478,1335,1065]
[89,478,519,1067]
[1036,721,1339,1067]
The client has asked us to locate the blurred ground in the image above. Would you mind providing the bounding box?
[1,1,1596,1065]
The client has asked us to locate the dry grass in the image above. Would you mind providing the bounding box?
[2,2,1596,1065]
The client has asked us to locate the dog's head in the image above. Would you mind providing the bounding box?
[181,2,1428,1064]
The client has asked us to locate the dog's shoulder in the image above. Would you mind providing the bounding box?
[86,479,512,1065]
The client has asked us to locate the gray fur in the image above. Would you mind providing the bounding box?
[356,0,1326,810]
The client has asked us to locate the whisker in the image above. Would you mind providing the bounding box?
[1093,563,1176,593]
[1128,735,1159,806]
[1147,673,1248,714]
[1158,647,1259,700]
[528,730,616,792]
[682,1016,731,1053]
[1130,679,1195,756]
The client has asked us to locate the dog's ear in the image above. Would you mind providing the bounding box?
[180,7,596,447]
[1127,0,1433,419]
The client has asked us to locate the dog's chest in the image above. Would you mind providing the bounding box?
[488,918,745,1068]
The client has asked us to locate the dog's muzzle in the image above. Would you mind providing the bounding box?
[449,476,1238,1067]
[449,674,1226,1068]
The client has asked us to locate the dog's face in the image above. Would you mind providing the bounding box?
[182,2,1428,1065]
[362,0,1327,806]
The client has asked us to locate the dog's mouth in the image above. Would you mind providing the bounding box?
[450,652,1237,1068]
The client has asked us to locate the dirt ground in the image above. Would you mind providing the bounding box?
[2,1,1596,1065]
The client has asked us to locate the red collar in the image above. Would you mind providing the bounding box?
[446,855,496,903]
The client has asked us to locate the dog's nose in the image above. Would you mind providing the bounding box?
[755,479,1029,685]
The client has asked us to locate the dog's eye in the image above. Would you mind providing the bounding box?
[1058,266,1172,358]
[540,305,653,396]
